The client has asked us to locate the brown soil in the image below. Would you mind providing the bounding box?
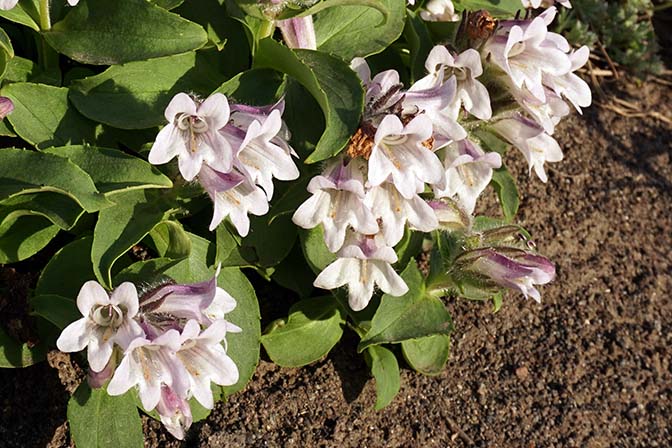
[1,78,671,448]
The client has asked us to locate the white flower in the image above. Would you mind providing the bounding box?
[492,114,563,182]
[368,114,444,198]
[232,109,300,200]
[198,165,269,235]
[0,0,18,8]
[521,0,571,9]
[507,81,570,134]
[543,46,592,113]
[365,182,438,246]
[176,320,239,409]
[485,15,571,102]
[292,157,378,252]
[107,329,189,411]
[434,139,502,213]
[314,232,408,311]
[420,46,492,120]
[57,281,143,372]
[420,0,459,22]
[149,93,233,181]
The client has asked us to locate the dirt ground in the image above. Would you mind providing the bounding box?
[1,76,671,447]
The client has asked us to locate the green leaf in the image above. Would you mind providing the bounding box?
[69,52,228,129]
[491,165,519,221]
[43,0,208,65]
[364,345,400,410]
[261,297,344,367]
[151,0,184,9]
[218,267,261,396]
[313,0,405,60]
[475,128,509,155]
[453,0,523,18]
[0,326,46,368]
[394,227,423,269]
[0,0,39,31]
[359,263,453,351]
[0,214,59,263]
[68,384,144,448]
[242,213,297,267]
[0,26,14,80]
[254,38,364,164]
[92,190,171,287]
[401,334,450,376]
[36,236,95,299]
[271,243,315,298]
[1,83,98,149]
[299,226,336,274]
[149,220,192,260]
[278,0,389,20]
[30,294,80,330]
[42,145,172,195]
[213,68,286,106]
[0,148,110,212]
[0,192,84,230]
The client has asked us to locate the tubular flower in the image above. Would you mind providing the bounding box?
[418,46,492,120]
[314,232,408,311]
[198,165,269,235]
[492,114,563,182]
[107,329,189,412]
[419,0,460,22]
[293,157,378,252]
[149,93,233,181]
[57,281,143,372]
[177,320,239,409]
[365,182,438,246]
[456,247,556,302]
[434,139,502,213]
[484,13,571,102]
[368,114,444,198]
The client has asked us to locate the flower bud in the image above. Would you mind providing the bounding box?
[453,247,555,302]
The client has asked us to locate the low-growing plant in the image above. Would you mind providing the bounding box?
[554,0,663,74]
[0,0,592,445]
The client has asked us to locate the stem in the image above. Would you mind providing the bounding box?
[38,0,59,71]
[39,0,51,30]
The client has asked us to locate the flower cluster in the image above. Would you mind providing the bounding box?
[293,7,588,310]
[485,7,591,181]
[148,93,300,236]
[56,271,240,439]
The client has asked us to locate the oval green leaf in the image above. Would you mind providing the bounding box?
[43,0,208,65]
[261,297,344,367]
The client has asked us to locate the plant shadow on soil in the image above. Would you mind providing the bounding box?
[1,76,672,447]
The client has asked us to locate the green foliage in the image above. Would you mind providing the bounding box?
[261,297,345,367]
[554,0,662,75]
[68,384,144,448]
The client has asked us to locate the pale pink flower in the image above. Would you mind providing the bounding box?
[492,114,563,182]
[485,15,571,102]
[277,16,317,50]
[457,248,556,302]
[419,0,459,22]
[107,329,189,411]
[365,183,438,246]
[368,114,444,198]
[434,139,502,213]
[57,281,143,372]
[543,46,592,113]
[198,165,269,235]
[419,46,492,120]
[314,232,408,311]
[292,157,378,252]
[177,320,239,409]
[149,93,233,181]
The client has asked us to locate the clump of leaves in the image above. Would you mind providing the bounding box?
[555,0,663,75]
